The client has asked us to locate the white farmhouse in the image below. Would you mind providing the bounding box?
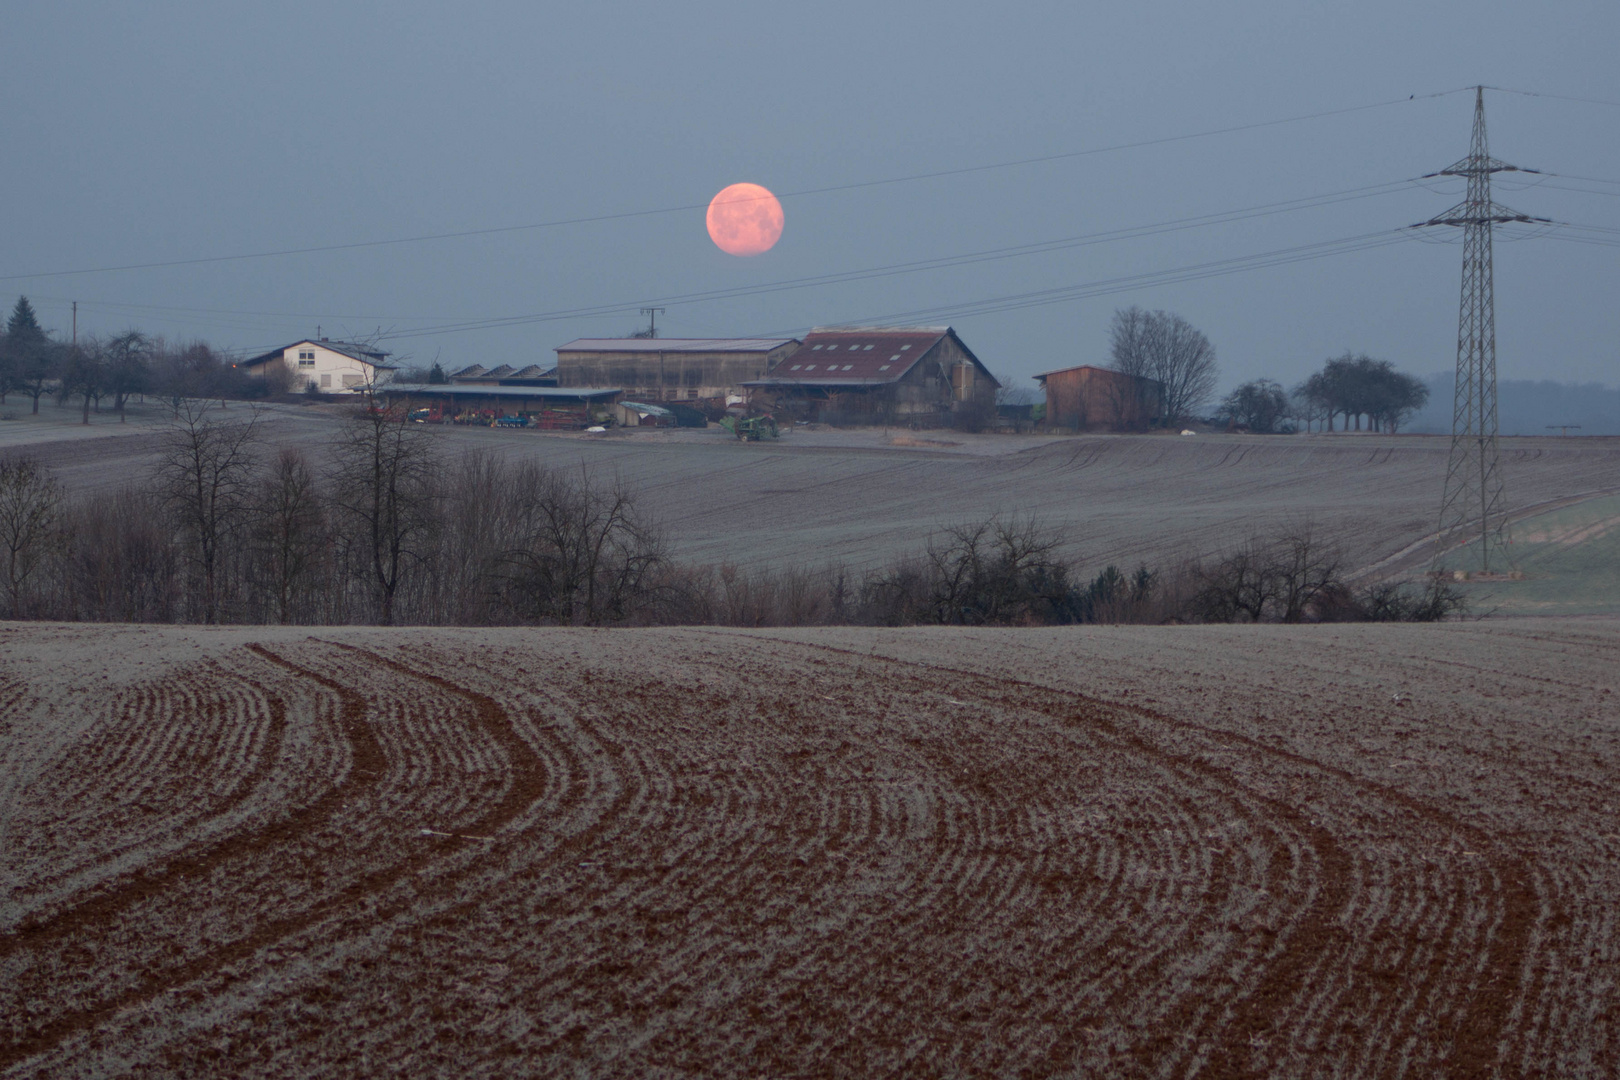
[240,338,397,394]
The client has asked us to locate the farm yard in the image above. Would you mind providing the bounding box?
[1,618,1618,1076]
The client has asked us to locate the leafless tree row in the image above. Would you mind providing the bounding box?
[0,403,664,626]
[0,408,1464,627]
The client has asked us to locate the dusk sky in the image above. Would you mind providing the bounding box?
[2,1,1616,393]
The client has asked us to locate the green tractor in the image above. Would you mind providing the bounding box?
[720,414,779,441]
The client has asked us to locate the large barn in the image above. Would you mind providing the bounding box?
[553,338,800,404]
[1035,365,1163,431]
[743,327,998,422]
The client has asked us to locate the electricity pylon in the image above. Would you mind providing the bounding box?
[1420,87,1546,574]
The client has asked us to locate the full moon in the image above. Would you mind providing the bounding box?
[706,182,784,256]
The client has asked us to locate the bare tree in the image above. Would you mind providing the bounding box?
[1271,528,1342,623]
[1218,378,1291,433]
[498,463,665,624]
[252,448,327,624]
[57,341,104,424]
[1109,306,1219,426]
[154,401,259,623]
[0,457,64,617]
[332,401,439,625]
[105,331,154,420]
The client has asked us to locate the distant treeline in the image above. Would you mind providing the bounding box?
[1405,374,1620,437]
[0,401,1463,627]
[0,296,268,421]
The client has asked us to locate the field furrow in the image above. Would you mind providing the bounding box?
[0,621,1615,1076]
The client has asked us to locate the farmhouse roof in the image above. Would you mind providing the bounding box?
[242,338,396,369]
[556,337,799,354]
[747,326,995,388]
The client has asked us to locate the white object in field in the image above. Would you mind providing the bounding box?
[726,394,744,406]
[1181,429,1196,436]
[585,425,606,433]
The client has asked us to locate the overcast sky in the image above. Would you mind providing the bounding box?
[2,1,1616,393]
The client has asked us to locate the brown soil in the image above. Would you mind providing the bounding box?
[2,619,1617,1077]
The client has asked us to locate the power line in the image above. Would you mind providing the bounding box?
[370,228,1416,346]
[48,176,1426,343]
[361,180,1426,343]
[823,231,1415,327]
[0,89,1472,284]
[1485,86,1620,110]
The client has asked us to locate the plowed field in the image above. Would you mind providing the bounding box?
[2,620,1618,1077]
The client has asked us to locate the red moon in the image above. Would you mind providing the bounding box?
[706,183,784,256]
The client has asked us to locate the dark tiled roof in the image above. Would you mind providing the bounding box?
[764,327,950,384]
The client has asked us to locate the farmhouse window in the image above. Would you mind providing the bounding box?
[864,345,874,350]
[805,365,815,371]
[297,359,315,368]
[320,374,332,388]
[812,344,822,350]
[791,364,801,370]
[843,365,854,371]
[878,365,890,371]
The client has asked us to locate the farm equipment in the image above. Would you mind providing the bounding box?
[495,415,530,428]
[721,414,779,441]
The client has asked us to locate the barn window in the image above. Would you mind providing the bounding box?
[889,354,901,361]
[878,365,891,371]
[843,365,854,371]
[790,364,802,370]
[804,364,815,371]
[900,344,911,350]
[812,345,823,350]
[864,345,874,351]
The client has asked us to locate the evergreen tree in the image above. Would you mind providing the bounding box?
[7,297,45,346]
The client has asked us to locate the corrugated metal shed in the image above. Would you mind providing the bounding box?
[384,383,620,400]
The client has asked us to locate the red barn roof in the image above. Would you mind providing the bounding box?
[750,326,997,387]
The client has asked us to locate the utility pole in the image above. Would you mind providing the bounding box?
[639,307,665,339]
[71,301,77,345]
[1420,87,1547,575]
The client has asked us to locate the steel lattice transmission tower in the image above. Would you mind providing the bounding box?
[1421,87,1546,574]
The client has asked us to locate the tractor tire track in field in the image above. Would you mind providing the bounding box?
[0,642,558,1077]
[2,625,1614,1076]
[3,668,290,919]
[773,634,1544,1077]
